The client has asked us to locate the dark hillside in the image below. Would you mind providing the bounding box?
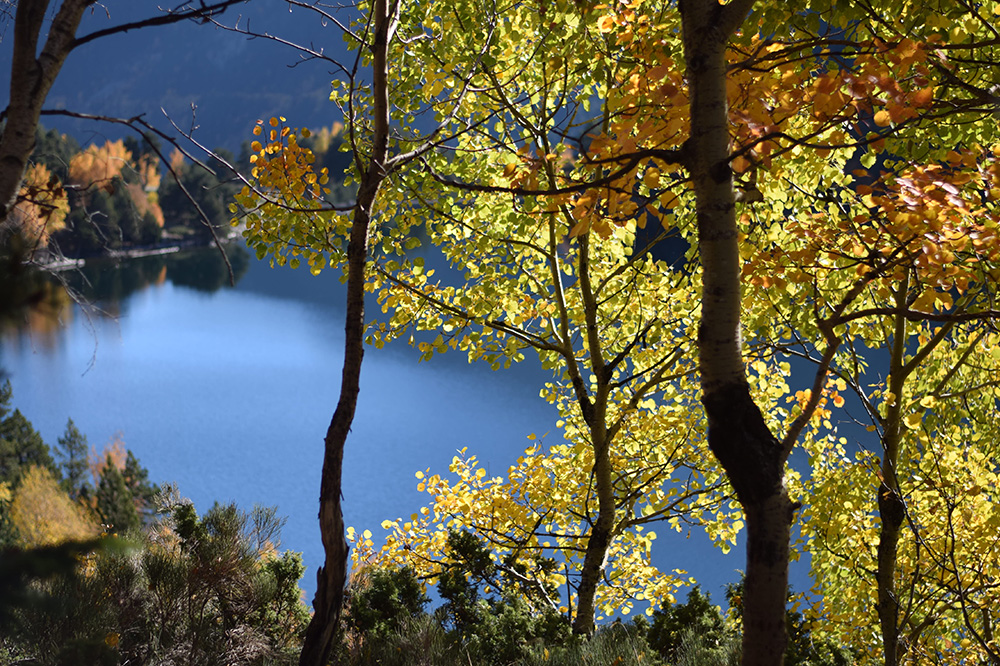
[0,0,352,151]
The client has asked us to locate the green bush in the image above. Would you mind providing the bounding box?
[1,500,309,666]
[648,586,729,663]
[435,530,570,665]
[345,565,429,637]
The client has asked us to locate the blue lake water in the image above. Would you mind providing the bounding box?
[1,245,796,609]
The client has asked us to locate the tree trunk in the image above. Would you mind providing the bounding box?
[876,284,909,666]
[569,234,615,636]
[679,2,791,664]
[298,2,392,664]
[0,0,92,227]
[571,431,614,635]
[702,386,793,665]
[297,209,367,665]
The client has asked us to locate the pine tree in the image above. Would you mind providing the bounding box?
[0,381,55,486]
[122,449,158,522]
[95,455,140,534]
[55,418,89,499]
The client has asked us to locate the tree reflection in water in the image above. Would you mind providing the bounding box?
[1,243,250,349]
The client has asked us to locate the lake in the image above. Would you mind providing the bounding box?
[1,244,785,609]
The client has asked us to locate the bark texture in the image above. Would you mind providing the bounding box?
[572,420,613,636]
[298,2,392,664]
[679,2,792,665]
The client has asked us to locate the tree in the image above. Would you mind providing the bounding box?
[344,565,429,639]
[8,464,98,547]
[242,0,742,638]
[159,148,241,241]
[0,380,56,486]
[802,329,1000,664]
[239,1,1000,664]
[234,0,495,659]
[122,449,159,519]
[648,586,728,664]
[95,453,140,533]
[0,0,247,232]
[86,436,159,530]
[55,418,89,499]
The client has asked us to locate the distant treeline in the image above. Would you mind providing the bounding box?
[13,124,354,260]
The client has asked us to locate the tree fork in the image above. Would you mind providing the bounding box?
[680,0,792,663]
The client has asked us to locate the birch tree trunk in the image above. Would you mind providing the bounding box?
[679,2,793,664]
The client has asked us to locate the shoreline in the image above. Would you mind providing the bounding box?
[35,232,244,272]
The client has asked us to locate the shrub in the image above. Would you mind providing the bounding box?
[648,586,730,663]
[1,500,309,666]
[345,565,429,638]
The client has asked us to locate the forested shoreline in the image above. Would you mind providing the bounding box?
[10,123,354,264]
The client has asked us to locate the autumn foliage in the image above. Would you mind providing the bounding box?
[8,164,69,247]
[232,0,1000,663]
[8,465,98,547]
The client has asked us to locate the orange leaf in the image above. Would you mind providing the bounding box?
[910,86,934,107]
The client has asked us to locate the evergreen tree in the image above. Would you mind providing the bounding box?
[95,455,140,533]
[0,381,55,486]
[55,418,89,499]
[31,126,80,184]
[122,449,158,522]
[648,587,729,663]
[158,148,241,240]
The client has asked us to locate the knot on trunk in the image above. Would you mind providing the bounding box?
[702,381,784,505]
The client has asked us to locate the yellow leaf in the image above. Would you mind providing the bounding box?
[904,413,922,429]
[873,110,891,127]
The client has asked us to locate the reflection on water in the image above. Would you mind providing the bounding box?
[0,280,76,352]
[2,244,250,347]
[66,243,250,304]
